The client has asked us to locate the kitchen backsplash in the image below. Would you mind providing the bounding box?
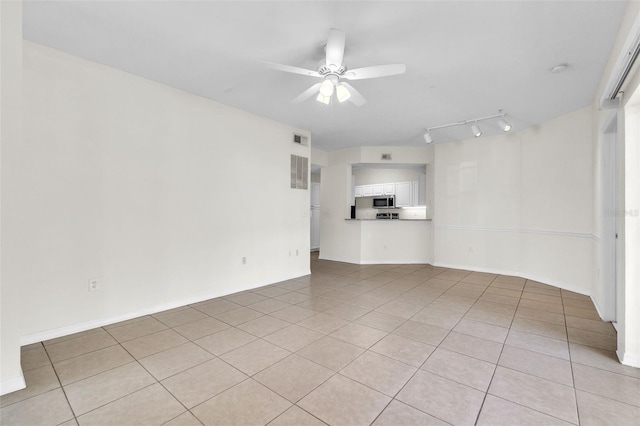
[355,197,427,220]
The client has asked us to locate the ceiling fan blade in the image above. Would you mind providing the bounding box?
[343,64,406,80]
[292,83,322,104]
[264,62,320,78]
[325,28,346,68]
[340,82,367,106]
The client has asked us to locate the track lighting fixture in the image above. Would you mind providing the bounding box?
[498,118,512,132]
[423,110,511,143]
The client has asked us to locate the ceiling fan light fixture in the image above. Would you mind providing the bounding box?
[498,118,512,132]
[471,123,482,138]
[336,83,351,102]
[316,93,331,105]
[319,79,334,97]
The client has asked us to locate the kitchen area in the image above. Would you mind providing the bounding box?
[344,164,432,264]
[312,146,434,265]
[349,164,429,221]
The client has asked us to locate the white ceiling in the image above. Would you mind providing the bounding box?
[23,1,627,151]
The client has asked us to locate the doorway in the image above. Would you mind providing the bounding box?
[310,166,321,252]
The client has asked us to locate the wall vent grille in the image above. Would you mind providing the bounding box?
[293,133,309,146]
[291,155,309,189]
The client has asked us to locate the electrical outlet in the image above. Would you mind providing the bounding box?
[242,257,247,264]
[88,278,100,292]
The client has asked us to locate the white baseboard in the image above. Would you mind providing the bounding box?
[359,258,429,265]
[1,373,26,396]
[591,296,616,323]
[319,256,589,297]
[317,254,362,264]
[617,349,640,368]
[318,253,429,265]
[20,269,310,346]
[431,261,591,297]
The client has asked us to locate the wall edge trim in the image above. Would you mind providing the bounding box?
[432,261,592,297]
[359,258,429,265]
[617,349,640,368]
[0,373,26,396]
[435,225,596,240]
[19,270,310,346]
[317,254,363,264]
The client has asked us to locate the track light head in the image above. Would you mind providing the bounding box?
[471,123,482,138]
[424,132,433,144]
[498,118,512,132]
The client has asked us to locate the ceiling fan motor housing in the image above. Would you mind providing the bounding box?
[318,64,347,76]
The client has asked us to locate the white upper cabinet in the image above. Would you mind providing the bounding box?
[354,182,397,198]
[363,185,374,196]
[395,181,412,207]
[354,177,424,205]
[383,183,395,195]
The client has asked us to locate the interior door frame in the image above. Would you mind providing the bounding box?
[601,110,620,323]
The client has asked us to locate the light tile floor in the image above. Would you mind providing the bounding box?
[2,253,639,425]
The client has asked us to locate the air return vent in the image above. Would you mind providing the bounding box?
[291,155,308,189]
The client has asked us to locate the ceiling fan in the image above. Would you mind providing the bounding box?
[266,28,406,106]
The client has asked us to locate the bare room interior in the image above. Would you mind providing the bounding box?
[1,1,639,425]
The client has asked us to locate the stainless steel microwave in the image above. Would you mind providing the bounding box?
[373,196,395,208]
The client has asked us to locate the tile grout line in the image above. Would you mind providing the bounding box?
[284,263,448,425]
[71,327,183,420]
[563,291,582,426]
[465,274,519,426]
[368,269,492,425]
[354,266,453,426]
[103,324,227,425]
[41,339,80,425]
[478,280,582,425]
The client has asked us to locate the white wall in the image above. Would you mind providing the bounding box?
[310,147,329,168]
[9,42,310,348]
[1,0,26,395]
[434,107,594,294]
[353,168,422,186]
[359,221,431,264]
[320,163,362,263]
